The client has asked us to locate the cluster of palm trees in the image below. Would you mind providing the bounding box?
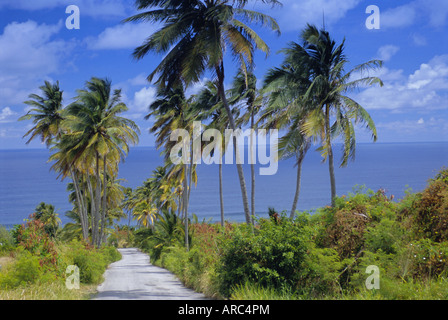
[19,0,384,249]
[19,77,140,247]
[123,0,383,233]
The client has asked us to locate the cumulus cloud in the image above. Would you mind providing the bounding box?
[0,20,73,106]
[0,107,17,123]
[377,45,400,62]
[381,0,448,29]
[253,0,362,31]
[87,23,159,50]
[353,54,448,111]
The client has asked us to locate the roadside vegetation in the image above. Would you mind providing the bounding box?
[0,213,121,300]
[8,0,447,301]
[128,167,448,300]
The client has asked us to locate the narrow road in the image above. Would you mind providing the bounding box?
[93,248,207,300]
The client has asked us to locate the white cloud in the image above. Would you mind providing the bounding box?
[381,5,416,28]
[0,107,17,123]
[87,23,159,50]
[412,34,427,46]
[0,20,73,106]
[408,55,448,90]
[381,0,448,29]
[376,117,448,141]
[377,45,400,62]
[353,55,448,111]
[132,87,158,112]
[0,0,131,18]
[255,0,362,31]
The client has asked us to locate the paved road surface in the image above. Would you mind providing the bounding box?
[94,248,207,300]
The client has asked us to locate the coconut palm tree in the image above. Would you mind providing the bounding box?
[146,86,197,249]
[33,202,61,238]
[194,79,237,227]
[19,80,64,147]
[133,200,158,228]
[261,47,312,219]
[289,24,383,207]
[124,0,281,224]
[278,120,311,218]
[53,77,139,246]
[228,68,264,222]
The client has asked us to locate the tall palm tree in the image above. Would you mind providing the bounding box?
[277,120,311,218]
[53,77,139,246]
[295,24,383,207]
[193,79,236,227]
[261,47,312,219]
[146,86,196,249]
[124,0,281,224]
[19,80,64,147]
[228,68,263,223]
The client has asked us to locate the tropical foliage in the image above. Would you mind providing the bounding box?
[125,0,281,225]
[138,167,448,300]
[19,77,140,247]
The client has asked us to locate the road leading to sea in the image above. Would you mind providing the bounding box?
[93,248,207,300]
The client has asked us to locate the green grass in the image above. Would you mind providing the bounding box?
[0,281,97,300]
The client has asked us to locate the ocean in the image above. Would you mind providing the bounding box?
[0,142,447,227]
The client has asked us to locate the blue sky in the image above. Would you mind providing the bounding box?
[0,0,447,150]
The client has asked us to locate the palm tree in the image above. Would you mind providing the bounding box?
[33,202,61,238]
[146,86,197,249]
[134,200,158,228]
[292,24,383,207]
[228,68,264,223]
[19,80,64,147]
[52,77,139,246]
[124,0,281,225]
[278,121,311,218]
[194,79,238,226]
[261,46,312,219]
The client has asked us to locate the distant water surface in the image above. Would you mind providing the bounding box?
[0,142,447,227]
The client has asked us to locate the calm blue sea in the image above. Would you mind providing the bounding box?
[0,142,447,227]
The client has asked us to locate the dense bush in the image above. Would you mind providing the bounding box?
[216,217,310,296]
[400,168,448,242]
[61,240,121,284]
[131,168,448,300]
[0,226,14,253]
[15,217,59,272]
[0,250,43,288]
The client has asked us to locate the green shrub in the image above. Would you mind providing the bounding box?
[15,217,58,271]
[400,168,448,242]
[64,240,121,285]
[364,218,404,254]
[0,250,43,289]
[0,226,14,253]
[216,216,318,297]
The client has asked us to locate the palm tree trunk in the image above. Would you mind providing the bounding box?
[93,152,102,246]
[325,103,337,207]
[183,164,189,251]
[250,110,255,225]
[70,168,89,241]
[219,162,224,227]
[215,63,251,225]
[290,152,304,219]
[86,170,96,245]
[99,154,107,247]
